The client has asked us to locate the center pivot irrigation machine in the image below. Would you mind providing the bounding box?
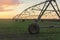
[13,0,60,34]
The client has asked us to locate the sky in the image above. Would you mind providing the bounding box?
[0,0,60,19]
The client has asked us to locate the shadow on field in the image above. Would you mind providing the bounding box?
[0,32,59,40]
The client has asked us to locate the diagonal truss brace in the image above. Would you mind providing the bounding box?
[37,0,60,22]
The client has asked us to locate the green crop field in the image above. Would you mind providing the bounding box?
[0,19,60,40]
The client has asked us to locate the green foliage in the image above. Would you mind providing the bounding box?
[0,19,60,40]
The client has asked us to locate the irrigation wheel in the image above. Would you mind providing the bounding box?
[28,23,40,34]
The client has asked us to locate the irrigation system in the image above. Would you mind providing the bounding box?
[13,0,60,34]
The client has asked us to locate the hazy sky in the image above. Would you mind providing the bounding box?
[0,0,60,19]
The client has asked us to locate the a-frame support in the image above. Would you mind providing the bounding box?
[37,0,60,22]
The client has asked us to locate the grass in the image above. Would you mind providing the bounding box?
[0,19,60,40]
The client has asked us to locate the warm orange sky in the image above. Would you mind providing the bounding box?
[0,0,20,11]
[0,0,20,5]
[0,0,60,19]
[0,0,20,19]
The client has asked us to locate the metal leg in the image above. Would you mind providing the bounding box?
[55,1,60,13]
[50,2,60,19]
[40,2,47,14]
[54,1,60,19]
[37,2,50,22]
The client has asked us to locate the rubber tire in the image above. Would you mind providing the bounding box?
[28,23,40,34]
